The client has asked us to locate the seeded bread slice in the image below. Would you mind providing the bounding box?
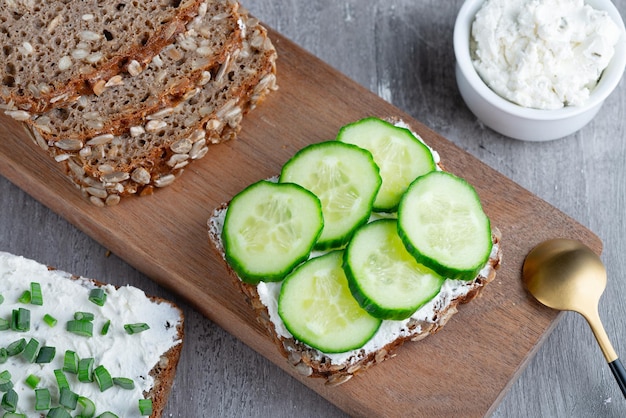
[0,0,237,113]
[206,146,502,386]
[24,12,277,206]
[0,251,184,417]
[16,1,243,142]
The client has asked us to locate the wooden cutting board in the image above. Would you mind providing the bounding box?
[0,27,601,417]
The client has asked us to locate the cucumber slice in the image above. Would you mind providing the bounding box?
[398,171,492,281]
[279,141,381,250]
[222,180,323,284]
[278,251,382,353]
[344,219,444,320]
[336,117,436,212]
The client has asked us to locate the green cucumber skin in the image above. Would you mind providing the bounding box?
[397,172,493,281]
[278,251,382,353]
[279,141,381,251]
[336,117,436,213]
[344,219,444,320]
[222,180,323,285]
[397,227,490,281]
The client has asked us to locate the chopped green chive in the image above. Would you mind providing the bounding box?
[6,338,26,356]
[43,313,57,327]
[35,346,56,363]
[47,406,72,418]
[124,323,150,334]
[0,294,4,304]
[25,373,41,389]
[77,396,96,417]
[17,290,31,304]
[96,412,119,418]
[89,288,107,306]
[30,282,43,305]
[0,348,7,364]
[35,387,51,410]
[138,398,153,416]
[0,381,12,393]
[59,386,79,409]
[0,380,12,393]
[54,369,70,391]
[11,308,30,331]
[22,338,40,363]
[94,365,113,392]
[101,319,111,335]
[78,357,94,383]
[113,377,135,390]
[0,370,12,392]
[1,388,18,412]
[63,350,79,374]
[74,311,95,321]
[0,317,9,331]
[2,413,26,418]
[67,319,94,337]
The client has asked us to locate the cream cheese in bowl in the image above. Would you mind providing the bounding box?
[471,0,620,110]
[453,0,626,141]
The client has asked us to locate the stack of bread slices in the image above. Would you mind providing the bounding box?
[1,0,277,206]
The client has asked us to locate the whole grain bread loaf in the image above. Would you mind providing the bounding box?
[0,0,238,113]
[17,0,244,141]
[24,12,277,206]
[0,251,184,417]
[206,133,503,386]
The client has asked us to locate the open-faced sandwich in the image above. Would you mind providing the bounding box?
[208,116,502,386]
[0,252,184,416]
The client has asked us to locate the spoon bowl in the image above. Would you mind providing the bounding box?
[523,238,606,314]
[522,238,626,397]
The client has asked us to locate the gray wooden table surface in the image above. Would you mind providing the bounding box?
[2,0,626,416]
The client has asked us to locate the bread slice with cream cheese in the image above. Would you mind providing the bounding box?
[206,121,502,386]
[0,251,184,416]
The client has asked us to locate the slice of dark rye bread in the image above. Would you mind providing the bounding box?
[22,11,277,206]
[14,0,244,141]
[210,211,502,386]
[0,0,240,113]
[0,251,184,417]
[206,142,503,386]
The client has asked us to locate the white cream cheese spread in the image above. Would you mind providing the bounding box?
[0,251,182,417]
[471,0,621,109]
[256,245,497,365]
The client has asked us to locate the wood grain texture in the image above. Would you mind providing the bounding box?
[1,0,625,417]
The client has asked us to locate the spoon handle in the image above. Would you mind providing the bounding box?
[609,359,626,398]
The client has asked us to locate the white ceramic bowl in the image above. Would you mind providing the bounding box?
[454,0,626,141]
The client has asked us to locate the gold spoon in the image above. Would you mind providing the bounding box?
[522,238,626,397]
